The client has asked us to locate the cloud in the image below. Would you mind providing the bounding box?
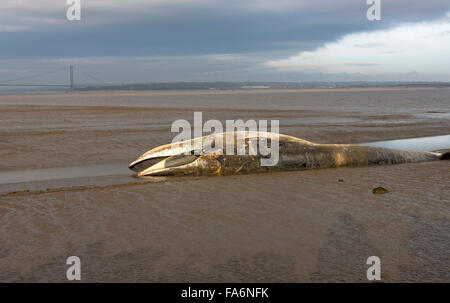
[0,25,27,32]
[1,0,450,59]
[1,1,450,82]
[266,18,450,80]
[0,53,274,84]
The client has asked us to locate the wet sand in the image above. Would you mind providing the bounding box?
[0,88,449,282]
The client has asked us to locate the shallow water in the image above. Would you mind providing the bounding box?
[359,134,450,151]
[0,162,131,185]
[0,134,448,186]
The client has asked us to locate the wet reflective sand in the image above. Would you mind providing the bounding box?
[0,88,449,282]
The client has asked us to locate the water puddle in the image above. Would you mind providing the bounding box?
[0,134,449,186]
[0,162,131,185]
[358,134,450,151]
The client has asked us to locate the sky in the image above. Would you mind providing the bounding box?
[1,0,450,85]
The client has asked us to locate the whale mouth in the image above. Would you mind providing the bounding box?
[129,157,170,173]
[129,152,201,176]
[136,154,200,176]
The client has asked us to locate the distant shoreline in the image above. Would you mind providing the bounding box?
[1,85,450,96]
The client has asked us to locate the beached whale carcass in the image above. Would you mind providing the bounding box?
[129,131,449,176]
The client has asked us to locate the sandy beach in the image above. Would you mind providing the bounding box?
[0,88,449,282]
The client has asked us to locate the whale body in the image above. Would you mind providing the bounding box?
[129,132,449,176]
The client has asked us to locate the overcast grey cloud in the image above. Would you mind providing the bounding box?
[1,0,450,83]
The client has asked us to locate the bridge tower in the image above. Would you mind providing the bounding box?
[69,65,74,91]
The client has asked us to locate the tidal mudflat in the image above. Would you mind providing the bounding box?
[0,88,449,282]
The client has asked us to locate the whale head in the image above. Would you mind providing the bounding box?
[129,131,305,176]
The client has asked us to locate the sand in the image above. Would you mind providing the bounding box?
[0,88,449,282]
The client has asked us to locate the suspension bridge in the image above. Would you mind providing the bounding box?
[0,66,108,91]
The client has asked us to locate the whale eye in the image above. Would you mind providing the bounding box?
[190,149,203,155]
